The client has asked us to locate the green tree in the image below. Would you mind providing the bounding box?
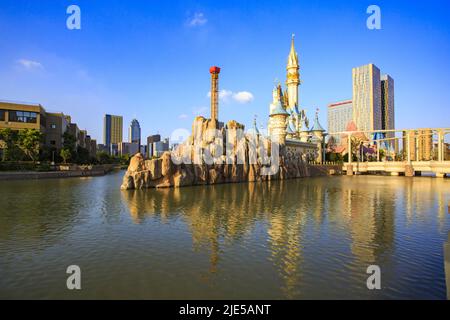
[96,151,111,164]
[62,131,76,150]
[60,148,71,164]
[76,146,90,164]
[0,128,20,161]
[17,129,42,162]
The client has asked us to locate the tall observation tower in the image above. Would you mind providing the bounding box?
[210,66,221,128]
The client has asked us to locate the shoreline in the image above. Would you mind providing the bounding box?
[0,164,118,181]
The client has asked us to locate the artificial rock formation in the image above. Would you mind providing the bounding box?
[121,117,310,190]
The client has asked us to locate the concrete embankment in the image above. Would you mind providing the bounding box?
[0,164,116,181]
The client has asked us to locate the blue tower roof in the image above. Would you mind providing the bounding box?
[270,101,289,116]
[310,112,325,132]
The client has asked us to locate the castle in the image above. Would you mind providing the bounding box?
[268,35,326,163]
[120,35,328,190]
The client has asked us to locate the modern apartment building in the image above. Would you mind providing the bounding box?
[327,99,353,144]
[1,100,97,158]
[45,112,70,149]
[381,74,395,147]
[103,114,123,147]
[403,130,433,161]
[0,101,46,133]
[146,134,161,158]
[352,64,382,132]
[153,138,169,157]
[118,142,140,156]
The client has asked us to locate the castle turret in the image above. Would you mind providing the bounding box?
[269,85,289,145]
[310,109,326,163]
[286,34,300,111]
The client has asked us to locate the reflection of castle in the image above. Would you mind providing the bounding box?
[267,36,326,162]
[121,177,405,298]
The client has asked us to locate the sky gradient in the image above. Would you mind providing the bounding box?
[0,0,449,142]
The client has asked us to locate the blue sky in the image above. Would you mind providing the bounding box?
[0,0,449,142]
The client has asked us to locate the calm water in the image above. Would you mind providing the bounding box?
[0,171,449,299]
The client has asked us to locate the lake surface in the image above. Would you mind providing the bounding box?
[1,171,449,299]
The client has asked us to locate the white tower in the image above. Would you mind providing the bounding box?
[286,34,300,111]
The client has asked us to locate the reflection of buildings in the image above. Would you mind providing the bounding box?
[121,176,449,298]
[340,178,395,264]
[121,176,398,297]
[445,231,450,300]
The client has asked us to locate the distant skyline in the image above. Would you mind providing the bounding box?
[0,0,449,142]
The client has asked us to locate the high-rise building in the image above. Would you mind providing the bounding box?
[402,130,433,161]
[118,142,139,156]
[327,99,352,144]
[147,134,161,158]
[153,138,170,157]
[103,114,123,147]
[381,74,395,147]
[352,64,382,132]
[418,129,433,161]
[128,119,141,146]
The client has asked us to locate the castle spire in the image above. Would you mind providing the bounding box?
[287,34,298,67]
[286,34,300,111]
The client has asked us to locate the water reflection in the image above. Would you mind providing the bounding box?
[1,173,448,299]
[122,176,449,299]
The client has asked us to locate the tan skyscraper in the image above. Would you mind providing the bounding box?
[381,74,395,148]
[103,114,123,146]
[352,64,382,132]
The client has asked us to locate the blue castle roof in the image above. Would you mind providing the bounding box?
[270,101,289,116]
[310,113,325,132]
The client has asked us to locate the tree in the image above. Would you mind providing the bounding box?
[96,151,111,164]
[17,129,42,162]
[0,128,20,161]
[76,146,90,164]
[60,148,71,164]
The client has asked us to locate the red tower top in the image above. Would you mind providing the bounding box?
[210,66,221,74]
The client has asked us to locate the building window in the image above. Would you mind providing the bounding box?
[0,110,5,121]
[50,140,56,145]
[51,124,56,129]
[9,111,37,123]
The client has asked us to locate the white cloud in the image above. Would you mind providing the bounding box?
[17,59,43,70]
[207,89,254,104]
[186,12,208,27]
[178,114,188,119]
[233,91,254,104]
